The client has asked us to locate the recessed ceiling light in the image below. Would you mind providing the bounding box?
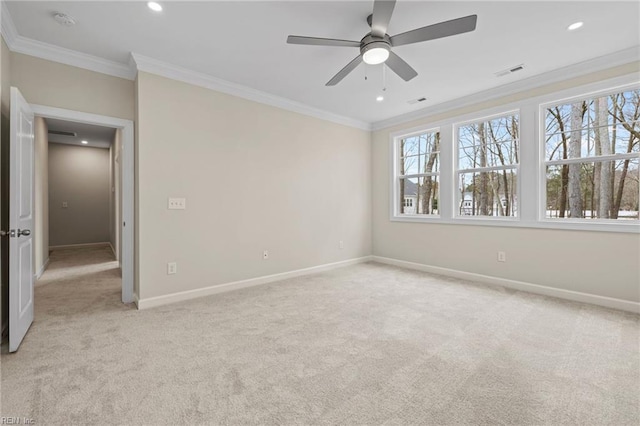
[567,22,583,31]
[81,140,88,145]
[147,2,163,12]
[376,95,384,102]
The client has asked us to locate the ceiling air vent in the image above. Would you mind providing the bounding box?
[48,130,77,137]
[495,64,525,77]
[408,97,428,105]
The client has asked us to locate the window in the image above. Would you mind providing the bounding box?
[396,130,440,216]
[543,89,639,221]
[389,77,638,232]
[456,113,519,217]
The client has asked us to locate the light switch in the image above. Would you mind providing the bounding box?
[62,201,68,208]
[168,198,186,210]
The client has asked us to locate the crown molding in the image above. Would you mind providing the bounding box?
[371,46,640,131]
[131,53,372,131]
[2,0,636,134]
[9,36,136,80]
[1,1,18,46]
[1,2,135,80]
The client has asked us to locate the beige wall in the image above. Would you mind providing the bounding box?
[109,129,122,261]
[0,36,11,335]
[34,117,49,275]
[372,62,640,303]
[48,143,111,246]
[10,52,134,120]
[136,72,372,300]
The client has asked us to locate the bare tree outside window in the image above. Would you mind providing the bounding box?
[544,89,639,220]
[397,130,440,216]
[457,113,519,217]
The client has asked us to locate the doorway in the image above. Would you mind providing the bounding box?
[39,118,121,301]
[31,105,134,304]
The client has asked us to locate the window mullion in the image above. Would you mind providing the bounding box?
[519,103,538,222]
[439,125,455,220]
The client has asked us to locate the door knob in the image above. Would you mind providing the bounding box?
[17,229,31,237]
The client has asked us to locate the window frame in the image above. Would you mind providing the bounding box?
[538,84,640,227]
[453,109,521,221]
[392,127,442,219]
[389,73,639,233]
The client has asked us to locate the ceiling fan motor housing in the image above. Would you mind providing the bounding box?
[360,34,392,54]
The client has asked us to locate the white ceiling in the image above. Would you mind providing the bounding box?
[46,118,115,149]
[6,1,640,124]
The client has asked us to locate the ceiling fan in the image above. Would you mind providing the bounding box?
[287,0,477,86]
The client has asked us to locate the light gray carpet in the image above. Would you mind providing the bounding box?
[1,246,639,425]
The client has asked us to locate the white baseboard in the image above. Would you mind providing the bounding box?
[371,256,640,314]
[50,242,111,250]
[137,256,373,310]
[34,257,50,282]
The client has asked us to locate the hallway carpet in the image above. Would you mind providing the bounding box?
[1,247,638,425]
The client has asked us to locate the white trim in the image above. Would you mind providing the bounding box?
[131,53,372,131]
[30,104,135,305]
[538,80,640,224]
[0,1,19,47]
[109,242,116,258]
[137,256,373,310]
[35,257,50,281]
[386,73,640,233]
[49,242,111,250]
[452,109,521,220]
[371,256,640,314]
[372,48,640,131]
[10,36,135,80]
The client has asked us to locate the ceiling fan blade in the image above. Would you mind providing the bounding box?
[371,0,396,38]
[390,14,477,47]
[287,35,360,48]
[326,55,362,86]
[385,51,418,82]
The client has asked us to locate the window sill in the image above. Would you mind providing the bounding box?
[390,215,640,233]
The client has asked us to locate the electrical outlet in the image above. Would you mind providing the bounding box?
[167,262,177,274]
[168,198,186,210]
[497,251,506,262]
[339,240,344,249]
[263,250,269,260]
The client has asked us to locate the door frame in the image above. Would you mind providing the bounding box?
[31,105,135,304]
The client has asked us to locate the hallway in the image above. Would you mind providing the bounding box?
[33,246,128,319]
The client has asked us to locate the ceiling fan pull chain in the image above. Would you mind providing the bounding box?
[383,64,387,91]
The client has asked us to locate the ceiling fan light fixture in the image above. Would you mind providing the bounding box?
[363,46,390,65]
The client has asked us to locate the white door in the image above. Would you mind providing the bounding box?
[9,87,35,352]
